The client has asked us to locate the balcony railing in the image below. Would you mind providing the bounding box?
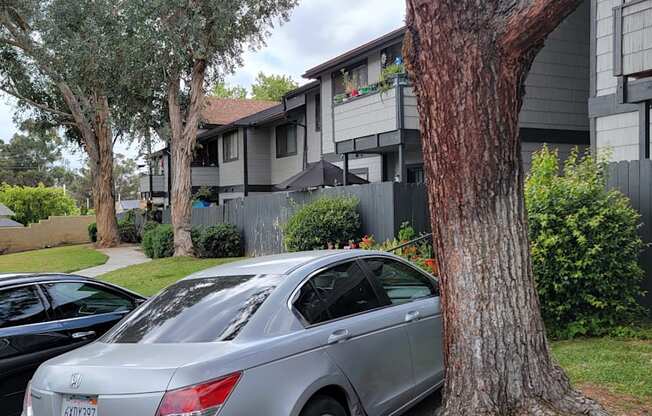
[139,175,165,194]
[614,0,652,78]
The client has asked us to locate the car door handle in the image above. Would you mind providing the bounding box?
[71,331,96,339]
[405,311,421,322]
[327,329,351,344]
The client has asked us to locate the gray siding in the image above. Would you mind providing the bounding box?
[218,130,245,187]
[138,175,165,193]
[595,111,640,160]
[270,118,304,185]
[191,167,219,187]
[520,1,590,130]
[403,87,419,130]
[333,89,397,142]
[595,0,621,96]
[305,90,322,163]
[621,0,652,76]
[333,155,383,183]
[247,126,272,185]
[521,142,589,172]
[321,77,335,154]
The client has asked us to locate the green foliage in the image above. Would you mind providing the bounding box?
[88,222,97,243]
[284,197,361,252]
[142,224,175,259]
[142,222,241,259]
[525,146,646,339]
[251,72,298,101]
[195,224,242,258]
[117,211,140,244]
[397,221,416,242]
[212,81,248,99]
[0,121,63,187]
[0,184,78,225]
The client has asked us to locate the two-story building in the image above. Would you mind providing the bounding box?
[590,0,651,160]
[143,0,629,205]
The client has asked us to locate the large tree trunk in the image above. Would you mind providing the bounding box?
[58,84,120,248]
[404,1,608,415]
[168,60,207,257]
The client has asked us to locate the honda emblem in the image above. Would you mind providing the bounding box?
[70,373,82,390]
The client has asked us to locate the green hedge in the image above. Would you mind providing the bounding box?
[142,223,242,259]
[525,146,647,338]
[88,222,97,243]
[284,197,361,252]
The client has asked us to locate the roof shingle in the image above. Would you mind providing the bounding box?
[201,97,279,126]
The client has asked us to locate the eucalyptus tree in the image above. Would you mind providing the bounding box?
[404,0,608,415]
[132,0,298,256]
[0,0,155,247]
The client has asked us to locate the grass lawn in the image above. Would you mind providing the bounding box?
[99,256,243,296]
[0,245,108,273]
[552,338,652,414]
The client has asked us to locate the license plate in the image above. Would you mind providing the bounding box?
[61,395,98,416]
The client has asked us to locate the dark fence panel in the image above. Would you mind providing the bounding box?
[607,160,652,309]
[162,182,429,257]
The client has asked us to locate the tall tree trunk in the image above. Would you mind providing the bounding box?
[168,60,207,257]
[58,84,120,248]
[404,1,608,415]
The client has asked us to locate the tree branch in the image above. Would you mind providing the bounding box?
[0,84,74,119]
[500,0,583,55]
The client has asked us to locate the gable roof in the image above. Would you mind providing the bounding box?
[0,203,14,217]
[303,26,406,79]
[198,103,286,141]
[0,218,22,227]
[201,97,279,126]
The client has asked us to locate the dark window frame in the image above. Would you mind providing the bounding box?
[332,60,369,97]
[315,93,321,132]
[0,284,50,329]
[275,124,298,158]
[42,281,136,321]
[222,131,239,163]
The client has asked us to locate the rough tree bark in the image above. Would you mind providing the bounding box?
[59,86,120,248]
[404,1,609,415]
[168,59,207,257]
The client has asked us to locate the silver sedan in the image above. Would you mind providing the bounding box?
[24,250,443,416]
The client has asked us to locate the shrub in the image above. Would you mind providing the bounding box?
[284,197,361,252]
[195,224,242,258]
[118,218,139,243]
[88,222,97,243]
[0,184,78,225]
[142,224,174,259]
[525,146,647,339]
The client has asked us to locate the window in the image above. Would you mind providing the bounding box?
[206,140,219,166]
[333,62,368,96]
[0,286,47,328]
[407,165,425,184]
[103,275,281,343]
[362,258,437,305]
[381,42,404,68]
[44,282,134,319]
[276,124,298,158]
[315,94,321,132]
[223,131,239,162]
[294,261,384,325]
[192,140,219,167]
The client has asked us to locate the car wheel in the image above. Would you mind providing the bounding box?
[300,395,348,416]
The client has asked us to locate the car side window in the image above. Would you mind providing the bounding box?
[43,282,134,320]
[362,258,438,305]
[0,286,48,328]
[294,261,384,325]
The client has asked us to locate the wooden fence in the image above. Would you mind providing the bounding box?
[607,160,652,308]
[163,182,430,257]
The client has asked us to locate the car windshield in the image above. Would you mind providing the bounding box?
[102,275,281,344]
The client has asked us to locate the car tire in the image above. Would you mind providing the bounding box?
[300,395,348,416]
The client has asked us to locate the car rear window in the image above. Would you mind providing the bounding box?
[102,275,280,344]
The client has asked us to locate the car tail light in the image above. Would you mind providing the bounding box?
[156,372,241,416]
[22,380,33,416]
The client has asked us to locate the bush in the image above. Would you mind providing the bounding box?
[142,224,174,259]
[525,146,647,339]
[284,197,361,252]
[117,210,141,244]
[88,222,97,243]
[0,184,79,225]
[195,224,242,258]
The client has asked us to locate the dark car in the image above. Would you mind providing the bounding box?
[0,273,145,416]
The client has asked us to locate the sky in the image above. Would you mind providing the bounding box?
[0,0,406,168]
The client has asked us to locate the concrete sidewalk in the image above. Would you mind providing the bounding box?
[76,245,150,277]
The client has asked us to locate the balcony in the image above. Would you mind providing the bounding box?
[333,78,419,154]
[139,175,165,195]
[191,166,219,187]
[614,0,652,78]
